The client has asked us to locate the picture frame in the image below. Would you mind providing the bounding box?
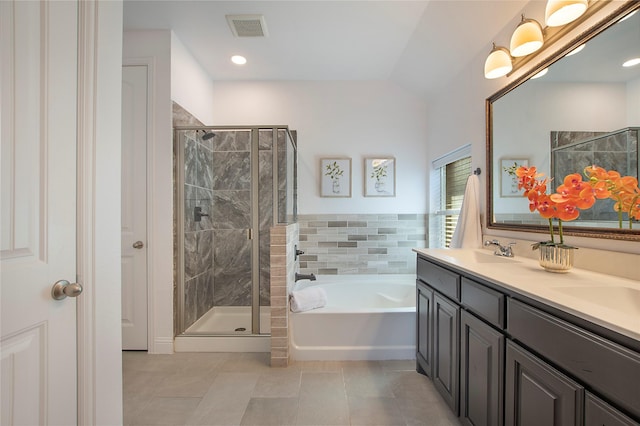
[320,158,352,197]
[500,158,528,197]
[364,157,395,197]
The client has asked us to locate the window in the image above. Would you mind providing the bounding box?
[430,145,472,248]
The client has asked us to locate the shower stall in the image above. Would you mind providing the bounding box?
[174,126,297,350]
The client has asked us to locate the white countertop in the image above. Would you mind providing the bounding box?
[414,248,640,342]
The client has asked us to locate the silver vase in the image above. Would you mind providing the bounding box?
[538,245,574,273]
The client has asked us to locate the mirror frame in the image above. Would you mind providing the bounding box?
[486,0,640,242]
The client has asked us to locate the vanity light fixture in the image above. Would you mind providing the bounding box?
[622,57,640,68]
[510,15,544,57]
[484,43,513,79]
[231,55,247,65]
[545,0,588,27]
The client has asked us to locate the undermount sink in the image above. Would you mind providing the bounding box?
[473,251,521,264]
[553,286,640,312]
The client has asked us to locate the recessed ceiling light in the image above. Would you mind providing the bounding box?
[531,68,548,79]
[565,44,585,57]
[231,55,247,65]
[622,57,640,68]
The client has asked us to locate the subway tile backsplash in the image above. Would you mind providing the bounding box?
[297,213,427,275]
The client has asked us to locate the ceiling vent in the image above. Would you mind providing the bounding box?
[226,14,268,37]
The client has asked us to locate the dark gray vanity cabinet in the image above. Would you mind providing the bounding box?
[433,293,460,414]
[416,253,640,426]
[505,340,583,426]
[416,280,433,377]
[460,309,504,426]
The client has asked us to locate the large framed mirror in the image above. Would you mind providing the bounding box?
[487,1,640,241]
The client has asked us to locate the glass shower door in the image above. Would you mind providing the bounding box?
[176,126,296,337]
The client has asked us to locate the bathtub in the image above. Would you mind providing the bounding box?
[289,274,416,361]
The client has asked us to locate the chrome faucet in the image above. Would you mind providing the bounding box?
[484,239,516,257]
[295,272,316,282]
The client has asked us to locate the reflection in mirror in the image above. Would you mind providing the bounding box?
[489,4,640,239]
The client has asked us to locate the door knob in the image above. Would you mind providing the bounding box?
[133,241,144,249]
[51,280,83,300]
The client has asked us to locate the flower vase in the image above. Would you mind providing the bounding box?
[538,245,574,273]
[375,181,385,192]
[332,179,340,194]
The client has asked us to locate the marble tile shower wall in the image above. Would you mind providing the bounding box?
[297,214,427,275]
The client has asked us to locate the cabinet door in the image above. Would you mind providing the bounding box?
[585,392,639,426]
[460,310,504,426]
[433,293,460,414]
[505,341,583,426]
[416,281,434,377]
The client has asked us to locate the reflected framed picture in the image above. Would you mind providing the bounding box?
[364,157,395,197]
[320,158,352,197]
[500,158,528,197]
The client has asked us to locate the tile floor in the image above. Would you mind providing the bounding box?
[123,351,461,426]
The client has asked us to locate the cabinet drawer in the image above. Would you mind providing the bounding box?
[585,392,640,426]
[508,298,640,420]
[417,257,460,301]
[461,277,505,329]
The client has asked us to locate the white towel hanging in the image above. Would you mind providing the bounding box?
[450,174,482,249]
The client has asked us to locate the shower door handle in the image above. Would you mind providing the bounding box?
[247,229,253,240]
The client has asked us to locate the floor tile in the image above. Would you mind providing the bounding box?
[240,397,299,425]
[132,397,201,425]
[122,352,463,426]
[154,369,219,398]
[347,396,405,426]
[187,372,260,426]
[299,371,346,399]
[252,370,302,398]
[396,396,461,426]
[296,395,350,425]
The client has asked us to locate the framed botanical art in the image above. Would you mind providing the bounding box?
[500,158,528,197]
[364,157,395,197]
[320,158,352,197]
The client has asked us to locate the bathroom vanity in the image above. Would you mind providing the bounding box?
[414,248,640,426]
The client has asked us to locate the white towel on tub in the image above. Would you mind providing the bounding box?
[289,287,327,313]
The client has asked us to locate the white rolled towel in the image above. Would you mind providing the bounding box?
[289,287,327,313]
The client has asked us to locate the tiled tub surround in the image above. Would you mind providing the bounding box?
[297,214,427,275]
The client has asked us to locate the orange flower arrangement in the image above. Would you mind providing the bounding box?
[515,166,595,248]
[583,165,640,229]
[511,165,640,247]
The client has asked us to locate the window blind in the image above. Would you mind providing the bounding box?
[445,157,472,247]
[429,145,472,248]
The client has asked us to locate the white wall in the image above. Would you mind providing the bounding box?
[210,80,429,214]
[171,32,215,124]
[123,30,174,353]
[627,77,640,124]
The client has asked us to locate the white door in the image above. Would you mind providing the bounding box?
[121,65,149,350]
[1,1,79,424]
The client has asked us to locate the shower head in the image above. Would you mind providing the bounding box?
[199,130,216,140]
